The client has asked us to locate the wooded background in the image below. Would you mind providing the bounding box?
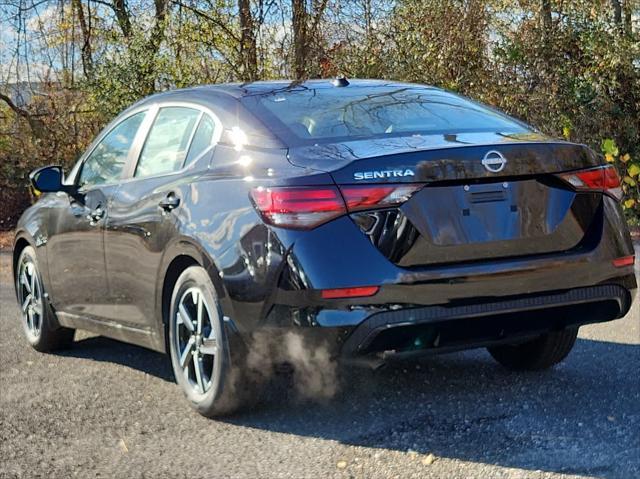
[1,0,639,230]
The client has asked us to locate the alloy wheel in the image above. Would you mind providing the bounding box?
[18,260,43,339]
[174,287,219,395]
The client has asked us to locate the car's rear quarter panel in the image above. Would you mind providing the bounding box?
[167,144,335,335]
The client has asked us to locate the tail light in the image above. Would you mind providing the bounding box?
[251,184,422,229]
[557,165,622,201]
[250,186,346,229]
[340,184,423,212]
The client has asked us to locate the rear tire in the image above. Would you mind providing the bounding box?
[15,246,75,352]
[168,266,258,417]
[488,327,578,371]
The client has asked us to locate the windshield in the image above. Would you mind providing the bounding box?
[242,85,530,146]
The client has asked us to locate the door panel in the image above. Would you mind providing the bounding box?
[47,186,117,318]
[104,177,182,327]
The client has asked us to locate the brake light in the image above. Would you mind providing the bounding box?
[340,184,423,212]
[321,286,379,299]
[251,184,423,229]
[558,165,622,200]
[250,186,346,229]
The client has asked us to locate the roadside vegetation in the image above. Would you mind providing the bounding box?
[1,0,639,229]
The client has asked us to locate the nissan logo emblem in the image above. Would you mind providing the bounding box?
[482,150,507,173]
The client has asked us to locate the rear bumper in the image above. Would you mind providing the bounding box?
[260,280,635,361]
[340,283,633,356]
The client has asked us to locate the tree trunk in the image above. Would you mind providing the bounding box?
[112,0,132,38]
[239,0,258,81]
[364,0,372,40]
[622,0,633,35]
[541,0,552,41]
[138,0,169,94]
[292,0,307,80]
[149,0,168,52]
[540,0,553,72]
[72,0,93,78]
[611,0,623,28]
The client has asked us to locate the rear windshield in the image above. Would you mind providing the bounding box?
[242,85,530,146]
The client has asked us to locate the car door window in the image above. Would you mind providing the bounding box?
[184,114,216,164]
[135,107,201,178]
[78,112,146,188]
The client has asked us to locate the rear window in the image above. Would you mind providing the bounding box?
[243,86,529,145]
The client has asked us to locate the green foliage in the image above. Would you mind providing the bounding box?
[602,139,639,222]
[387,0,489,92]
[602,139,620,158]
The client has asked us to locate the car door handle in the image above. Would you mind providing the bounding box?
[159,194,180,212]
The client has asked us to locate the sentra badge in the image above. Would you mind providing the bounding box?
[353,169,415,180]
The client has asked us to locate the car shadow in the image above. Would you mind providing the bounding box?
[62,335,639,478]
[60,335,175,382]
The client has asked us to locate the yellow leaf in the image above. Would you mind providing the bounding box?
[623,176,636,186]
[627,164,640,177]
[605,153,615,163]
[623,198,636,209]
[562,126,571,139]
[621,153,631,163]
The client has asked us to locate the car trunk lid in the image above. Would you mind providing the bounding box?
[289,137,604,266]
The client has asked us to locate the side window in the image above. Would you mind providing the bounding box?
[135,107,200,178]
[79,112,145,187]
[185,114,216,164]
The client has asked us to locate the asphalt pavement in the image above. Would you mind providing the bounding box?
[0,248,638,479]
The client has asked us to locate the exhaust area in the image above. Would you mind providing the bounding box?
[245,331,339,401]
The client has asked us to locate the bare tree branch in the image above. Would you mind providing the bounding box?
[171,0,241,44]
[0,92,44,137]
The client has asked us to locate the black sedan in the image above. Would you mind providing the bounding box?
[13,79,636,416]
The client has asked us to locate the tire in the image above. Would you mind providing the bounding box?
[168,266,257,417]
[15,246,75,352]
[488,327,578,371]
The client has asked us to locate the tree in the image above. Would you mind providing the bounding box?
[239,0,258,81]
[292,0,307,79]
[291,0,329,79]
[1,0,639,227]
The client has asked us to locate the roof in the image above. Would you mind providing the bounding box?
[145,79,430,101]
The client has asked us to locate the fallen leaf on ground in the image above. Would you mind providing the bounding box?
[119,438,129,453]
[422,453,436,465]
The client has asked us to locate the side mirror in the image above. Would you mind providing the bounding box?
[29,165,68,193]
